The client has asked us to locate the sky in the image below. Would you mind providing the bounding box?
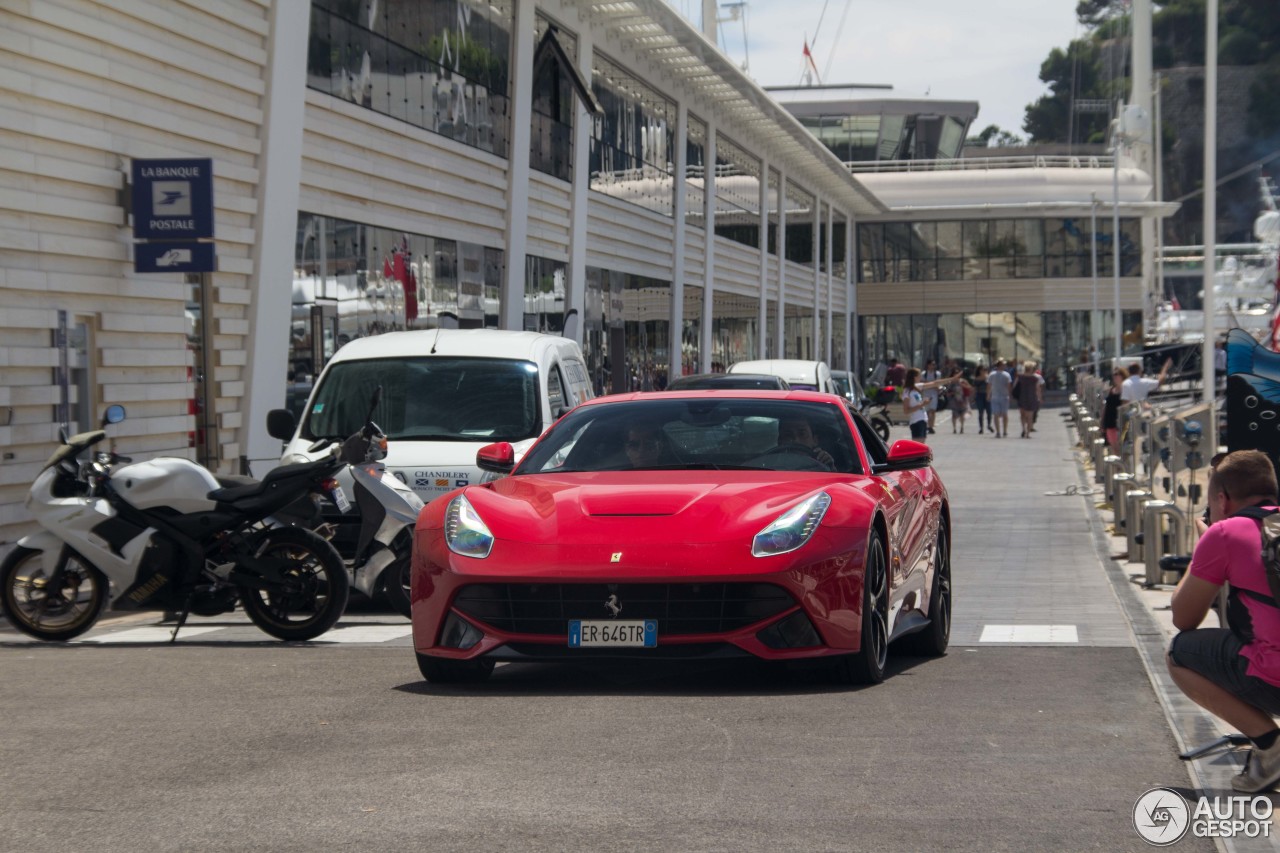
[667,0,1087,137]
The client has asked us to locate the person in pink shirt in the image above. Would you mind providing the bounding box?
[1169,450,1280,792]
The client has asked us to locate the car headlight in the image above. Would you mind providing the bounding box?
[752,492,831,557]
[444,494,494,558]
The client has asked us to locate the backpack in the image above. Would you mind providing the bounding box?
[1223,506,1280,642]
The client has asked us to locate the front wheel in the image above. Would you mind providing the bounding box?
[833,531,889,685]
[0,546,106,641]
[380,551,412,619]
[900,521,951,657]
[239,527,349,641]
[872,416,891,443]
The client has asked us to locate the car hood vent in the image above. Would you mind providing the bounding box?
[578,486,713,517]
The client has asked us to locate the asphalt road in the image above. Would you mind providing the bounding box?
[0,418,1226,852]
[0,644,1208,853]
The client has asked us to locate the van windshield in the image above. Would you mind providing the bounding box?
[302,357,541,443]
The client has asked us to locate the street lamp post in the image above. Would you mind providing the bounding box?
[1113,121,1123,362]
[1202,0,1218,402]
[1091,193,1100,374]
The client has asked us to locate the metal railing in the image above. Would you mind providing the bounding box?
[845,155,1116,174]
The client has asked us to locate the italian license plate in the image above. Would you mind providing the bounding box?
[568,620,658,648]
[329,486,351,513]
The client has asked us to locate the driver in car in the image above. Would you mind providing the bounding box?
[777,416,835,470]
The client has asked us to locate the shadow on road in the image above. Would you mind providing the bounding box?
[393,646,945,698]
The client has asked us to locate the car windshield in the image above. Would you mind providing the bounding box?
[301,357,540,442]
[666,375,784,390]
[517,398,863,475]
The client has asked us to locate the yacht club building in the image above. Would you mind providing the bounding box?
[0,0,1168,545]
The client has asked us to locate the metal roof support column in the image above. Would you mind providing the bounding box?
[775,170,786,358]
[757,153,769,359]
[671,102,688,374]
[567,23,594,348]
[701,122,717,372]
[244,0,310,476]
[825,203,834,365]
[846,215,857,376]
[501,0,536,331]
[812,194,821,360]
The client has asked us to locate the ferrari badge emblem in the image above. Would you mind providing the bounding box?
[610,552,622,562]
[604,594,622,617]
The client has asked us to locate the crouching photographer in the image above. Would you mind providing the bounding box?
[1167,449,1280,793]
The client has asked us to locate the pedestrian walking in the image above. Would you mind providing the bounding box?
[922,359,942,435]
[902,368,930,442]
[946,369,972,434]
[1013,360,1044,438]
[972,366,990,434]
[1121,357,1174,404]
[1102,368,1126,450]
[986,359,1012,438]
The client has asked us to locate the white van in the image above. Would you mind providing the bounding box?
[728,359,838,396]
[274,329,593,501]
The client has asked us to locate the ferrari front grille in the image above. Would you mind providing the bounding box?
[452,582,795,636]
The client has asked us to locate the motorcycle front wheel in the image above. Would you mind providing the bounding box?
[0,546,106,641]
[873,416,891,443]
[239,527,349,641]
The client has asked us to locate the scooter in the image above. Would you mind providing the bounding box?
[861,386,895,444]
[0,406,350,642]
[267,387,423,618]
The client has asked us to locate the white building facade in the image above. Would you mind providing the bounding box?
[0,0,889,547]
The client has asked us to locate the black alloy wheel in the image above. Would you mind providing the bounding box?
[240,527,350,641]
[835,530,889,685]
[900,520,951,656]
[0,546,106,642]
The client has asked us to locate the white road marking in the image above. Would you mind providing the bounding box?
[313,625,414,644]
[77,626,224,643]
[979,624,1079,643]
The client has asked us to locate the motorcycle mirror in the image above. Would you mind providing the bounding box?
[102,405,126,427]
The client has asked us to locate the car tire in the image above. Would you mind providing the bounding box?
[416,652,495,684]
[899,520,951,657]
[834,530,889,685]
[380,553,412,619]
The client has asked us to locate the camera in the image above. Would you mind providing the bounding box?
[1202,506,1211,526]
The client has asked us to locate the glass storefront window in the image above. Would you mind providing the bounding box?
[713,134,762,249]
[685,114,707,229]
[784,182,814,266]
[530,15,576,181]
[712,292,759,368]
[589,53,676,218]
[307,1,511,157]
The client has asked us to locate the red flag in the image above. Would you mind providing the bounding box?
[802,39,821,84]
[1170,295,1180,311]
[393,251,406,284]
[404,263,418,321]
[383,256,393,279]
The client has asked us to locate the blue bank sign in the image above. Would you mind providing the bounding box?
[131,158,216,273]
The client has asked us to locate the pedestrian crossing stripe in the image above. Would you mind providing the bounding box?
[979,624,1079,643]
[313,625,413,643]
[77,626,224,643]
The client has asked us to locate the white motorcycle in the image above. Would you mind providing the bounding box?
[268,386,423,618]
[0,406,350,642]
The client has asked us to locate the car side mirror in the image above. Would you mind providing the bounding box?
[266,409,297,441]
[477,441,516,474]
[876,439,932,473]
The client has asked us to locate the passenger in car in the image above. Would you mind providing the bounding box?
[776,416,836,470]
[623,423,678,468]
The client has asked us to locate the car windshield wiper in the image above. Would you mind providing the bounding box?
[394,432,466,441]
